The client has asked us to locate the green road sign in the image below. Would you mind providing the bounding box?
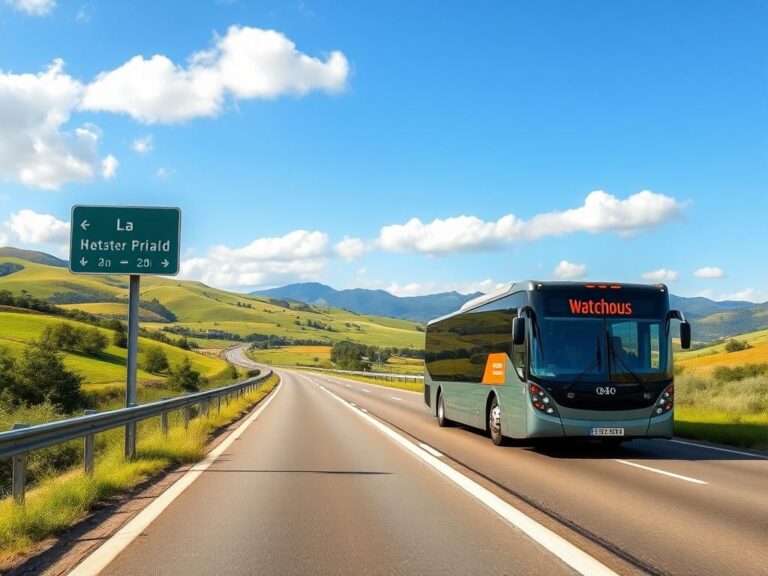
[70,206,181,275]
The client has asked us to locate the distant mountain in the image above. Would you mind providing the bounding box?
[254,283,768,341]
[252,283,482,322]
[0,247,67,268]
[668,294,755,321]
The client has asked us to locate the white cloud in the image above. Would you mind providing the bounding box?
[4,0,55,16]
[0,60,115,189]
[132,135,153,154]
[693,266,725,279]
[334,236,366,261]
[75,4,91,23]
[378,190,684,254]
[553,260,587,279]
[155,167,175,179]
[81,26,349,124]
[180,229,334,289]
[718,288,767,303]
[641,268,678,282]
[5,209,69,244]
[101,154,118,179]
[386,279,506,297]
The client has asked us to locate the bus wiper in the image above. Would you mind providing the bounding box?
[567,335,602,389]
[608,337,651,390]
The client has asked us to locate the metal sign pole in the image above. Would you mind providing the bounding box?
[125,274,140,458]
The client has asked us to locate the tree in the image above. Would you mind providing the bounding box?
[15,339,83,412]
[112,320,128,348]
[143,345,169,373]
[168,357,201,392]
[0,347,19,408]
[44,323,79,351]
[330,341,370,371]
[77,327,108,355]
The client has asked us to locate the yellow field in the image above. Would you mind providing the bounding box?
[677,329,768,374]
[58,302,168,323]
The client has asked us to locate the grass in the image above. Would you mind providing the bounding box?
[0,374,279,565]
[0,310,229,389]
[247,345,425,375]
[673,372,768,450]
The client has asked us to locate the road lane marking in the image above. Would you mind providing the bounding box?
[70,381,283,576]
[391,396,403,401]
[361,408,368,413]
[615,460,707,484]
[419,443,443,458]
[669,439,768,460]
[315,380,617,576]
[346,384,351,387]
[350,402,357,407]
[362,389,371,393]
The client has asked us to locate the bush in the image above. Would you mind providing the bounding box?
[725,339,752,353]
[168,358,201,392]
[78,327,108,355]
[13,339,84,412]
[712,363,768,383]
[143,345,169,374]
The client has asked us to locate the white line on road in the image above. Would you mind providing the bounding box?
[362,389,371,393]
[346,384,351,387]
[313,378,617,576]
[670,439,768,460]
[350,402,357,407]
[70,382,283,576]
[361,408,368,413]
[615,460,708,485]
[391,396,403,401]
[419,443,443,458]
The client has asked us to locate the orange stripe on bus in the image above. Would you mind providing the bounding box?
[482,353,508,385]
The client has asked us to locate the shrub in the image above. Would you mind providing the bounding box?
[143,345,169,374]
[168,358,201,392]
[725,339,752,353]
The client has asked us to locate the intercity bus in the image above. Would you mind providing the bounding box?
[423,281,691,446]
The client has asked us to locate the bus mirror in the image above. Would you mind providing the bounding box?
[680,321,691,349]
[512,317,526,345]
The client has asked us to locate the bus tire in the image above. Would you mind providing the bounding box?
[488,395,506,446]
[436,391,452,427]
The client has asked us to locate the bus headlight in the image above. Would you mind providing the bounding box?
[530,384,559,417]
[654,385,674,415]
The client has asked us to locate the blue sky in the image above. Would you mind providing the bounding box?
[0,0,766,301]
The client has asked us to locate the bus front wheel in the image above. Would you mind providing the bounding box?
[488,396,506,446]
[437,392,452,427]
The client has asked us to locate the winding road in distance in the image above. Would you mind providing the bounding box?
[78,347,767,576]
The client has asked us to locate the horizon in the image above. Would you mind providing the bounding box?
[0,1,765,302]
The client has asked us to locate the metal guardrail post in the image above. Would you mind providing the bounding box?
[161,398,169,438]
[83,410,98,476]
[183,405,191,429]
[12,423,30,505]
[202,400,210,418]
[125,403,137,460]
[217,396,221,414]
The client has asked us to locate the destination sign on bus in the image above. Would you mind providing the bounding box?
[568,298,632,316]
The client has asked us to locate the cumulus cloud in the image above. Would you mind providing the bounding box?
[378,190,684,254]
[132,135,153,154]
[101,154,118,178]
[0,60,115,189]
[4,0,55,16]
[718,288,766,303]
[694,267,725,279]
[0,27,347,189]
[81,26,349,124]
[386,279,506,297]
[180,229,336,288]
[4,209,69,244]
[641,268,678,282]
[334,236,366,261]
[553,260,587,279]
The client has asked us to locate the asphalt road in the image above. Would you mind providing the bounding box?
[84,350,767,576]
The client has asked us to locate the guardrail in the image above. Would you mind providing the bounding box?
[295,366,424,383]
[0,370,272,505]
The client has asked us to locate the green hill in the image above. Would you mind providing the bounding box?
[0,251,424,350]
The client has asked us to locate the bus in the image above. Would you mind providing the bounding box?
[424,281,691,446]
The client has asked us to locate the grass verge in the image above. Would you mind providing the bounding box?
[0,374,279,565]
[297,369,424,393]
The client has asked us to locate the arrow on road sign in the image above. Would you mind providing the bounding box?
[80,220,90,231]
[161,259,169,268]
[79,257,88,266]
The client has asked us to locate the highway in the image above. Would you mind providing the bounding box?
[75,350,768,576]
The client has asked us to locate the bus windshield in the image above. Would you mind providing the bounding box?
[530,288,671,385]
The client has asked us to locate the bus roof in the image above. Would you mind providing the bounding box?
[427,281,668,325]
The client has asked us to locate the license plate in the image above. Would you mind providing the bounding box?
[590,427,625,436]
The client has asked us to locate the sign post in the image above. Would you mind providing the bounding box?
[70,206,181,458]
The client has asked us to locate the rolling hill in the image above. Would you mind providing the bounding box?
[0,249,425,350]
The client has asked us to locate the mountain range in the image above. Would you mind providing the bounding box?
[255,283,768,341]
